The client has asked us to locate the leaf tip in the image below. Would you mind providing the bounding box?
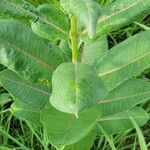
[73,106,80,118]
[74,111,79,118]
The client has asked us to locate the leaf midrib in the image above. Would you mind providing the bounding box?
[98,51,150,77]
[11,106,41,113]
[2,0,70,37]
[99,91,150,104]
[0,37,54,71]
[80,0,144,36]
[98,0,143,24]
[0,74,51,96]
[73,62,78,115]
[99,116,147,122]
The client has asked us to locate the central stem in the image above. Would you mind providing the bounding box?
[70,16,78,63]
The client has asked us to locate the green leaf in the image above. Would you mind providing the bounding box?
[61,0,100,38]
[96,31,150,91]
[11,99,42,125]
[98,107,149,135]
[41,103,101,147]
[0,19,65,81]
[81,35,108,66]
[0,0,36,20]
[50,62,107,117]
[31,4,70,41]
[98,79,150,117]
[59,40,72,62]
[0,70,50,108]
[0,93,11,106]
[64,130,96,150]
[0,1,70,41]
[82,0,150,36]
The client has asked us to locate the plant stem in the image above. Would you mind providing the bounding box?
[70,16,78,63]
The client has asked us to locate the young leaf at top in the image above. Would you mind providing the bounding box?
[98,107,149,135]
[97,0,150,36]
[41,103,101,147]
[50,62,107,117]
[0,19,65,82]
[81,0,150,37]
[95,31,150,91]
[31,3,70,41]
[61,0,101,38]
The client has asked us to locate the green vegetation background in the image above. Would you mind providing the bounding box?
[0,0,150,149]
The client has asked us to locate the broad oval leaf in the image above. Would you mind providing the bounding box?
[95,31,150,91]
[61,0,100,38]
[0,70,50,108]
[41,103,101,147]
[31,3,70,41]
[0,19,65,82]
[98,107,149,135]
[98,79,150,117]
[50,62,107,117]
[96,0,150,36]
